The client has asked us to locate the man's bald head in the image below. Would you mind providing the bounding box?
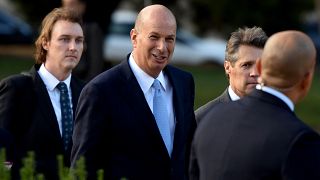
[130,4,177,77]
[258,30,316,103]
[260,30,316,90]
[134,4,176,33]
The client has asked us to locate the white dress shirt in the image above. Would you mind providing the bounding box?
[256,84,294,111]
[129,54,176,143]
[228,85,240,101]
[38,64,73,136]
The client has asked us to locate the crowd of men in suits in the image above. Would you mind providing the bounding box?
[0,3,320,180]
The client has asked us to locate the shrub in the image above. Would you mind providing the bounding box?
[0,149,104,180]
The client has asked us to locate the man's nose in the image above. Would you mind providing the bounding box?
[69,40,77,51]
[157,39,167,52]
[250,66,259,77]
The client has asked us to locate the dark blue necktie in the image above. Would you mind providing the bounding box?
[152,79,172,156]
[56,82,73,151]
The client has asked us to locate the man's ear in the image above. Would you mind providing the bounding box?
[130,29,138,48]
[224,61,231,74]
[300,71,313,91]
[42,37,48,50]
[256,58,262,75]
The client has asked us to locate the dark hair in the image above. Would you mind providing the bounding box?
[34,7,83,64]
[225,26,268,65]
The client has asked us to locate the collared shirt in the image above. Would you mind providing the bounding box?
[129,54,176,142]
[38,64,73,136]
[228,85,240,101]
[256,84,294,111]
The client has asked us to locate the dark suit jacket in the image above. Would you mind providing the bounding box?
[0,64,84,180]
[0,128,14,161]
[71,59,197,180]
[195,88,231,123]
[189,89,320,180]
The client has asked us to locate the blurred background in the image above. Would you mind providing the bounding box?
[0,0,320,131]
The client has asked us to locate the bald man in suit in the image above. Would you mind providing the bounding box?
[189,30,320,180]
[71,4,196,180]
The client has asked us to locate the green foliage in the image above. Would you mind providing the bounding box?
[190,0,315,36]
[20,151,36,180]
[0,149,105,180]
[9,0,317,38]
[19,151,45,180]
[0,149,11,180]
[97,169,104,180]
[57,155,73,180]
[72,156,87,180]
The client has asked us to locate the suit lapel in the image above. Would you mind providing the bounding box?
[164,66,185,158]
[30,66,62,140]
[219,88,232,103]
[119,60,169,157]
[70,77,83,114]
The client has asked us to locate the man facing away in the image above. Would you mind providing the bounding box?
[0,7,85,179]
[195,26,268,123]
[71,4,196,180]
[189,30,320,180]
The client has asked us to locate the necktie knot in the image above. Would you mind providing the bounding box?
[57,82,68,93]
[152,79,161,89]
[153,79,164,96]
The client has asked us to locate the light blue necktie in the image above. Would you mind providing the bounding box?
[152,79,172,156]
[56,82,73,152]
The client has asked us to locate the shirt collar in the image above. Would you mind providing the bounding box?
[129,54,167,94]
[38,64,72,91]
[228,85,240,101]
[256,84,294,111]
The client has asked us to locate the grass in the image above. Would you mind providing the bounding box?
[0,56,33,80]
[180,64,228,108]
[295,68,320,130]
[0,55,319,131]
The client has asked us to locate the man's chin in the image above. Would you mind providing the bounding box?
[65,62,78,71]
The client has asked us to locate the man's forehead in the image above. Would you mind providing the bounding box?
[51,20,83,37]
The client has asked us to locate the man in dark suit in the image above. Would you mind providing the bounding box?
[195,27,268,123]
[189,30,320,180]
[0,8,85,179]
[71,4,196,180]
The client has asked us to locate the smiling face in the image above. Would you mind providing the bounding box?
[42,20,84,79]
[225,45,263,97]
[130,5,176,78]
